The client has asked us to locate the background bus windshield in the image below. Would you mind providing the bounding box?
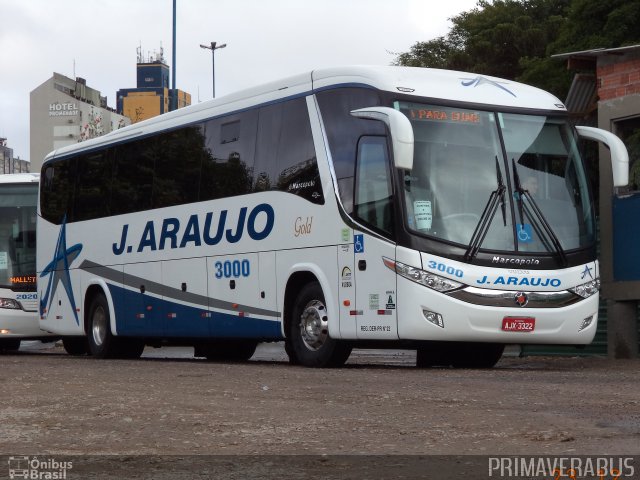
[0,184,37,289]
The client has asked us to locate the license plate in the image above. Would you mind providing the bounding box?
[502,317,535,332]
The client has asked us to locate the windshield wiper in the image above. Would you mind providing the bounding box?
[464,157,506,262]
[511,159,568,267]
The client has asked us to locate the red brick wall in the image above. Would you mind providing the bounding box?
[597,58,640,101]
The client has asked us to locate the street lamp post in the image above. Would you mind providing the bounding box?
[200,41,226,98]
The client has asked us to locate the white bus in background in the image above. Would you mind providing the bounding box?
[0,173,57,352]
[36,66,628,367]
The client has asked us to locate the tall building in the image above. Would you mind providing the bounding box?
[29,73,130,173]
[117,47,191,123]
[0,138,30,174]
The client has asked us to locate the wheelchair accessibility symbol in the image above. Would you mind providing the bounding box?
[517,224,533,243]
[354,234,364,253]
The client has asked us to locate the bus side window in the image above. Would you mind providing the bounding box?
[254,102,282,193]
[200,110,257,201]
[276,98,323,204]
[74,150,112,221]
[112,139,154,215]
[153,126,205,208]
[354,136,393,235]
[41,158,76,225]
[254,97,323,204]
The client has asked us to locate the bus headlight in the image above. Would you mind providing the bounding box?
[569,278,600,299]
[0,298,22,310]
[384,258,463,293]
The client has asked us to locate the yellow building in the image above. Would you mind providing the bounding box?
[117,49,191,123]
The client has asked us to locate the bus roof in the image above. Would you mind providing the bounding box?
[43,65,566,164]
[0,173,39,184]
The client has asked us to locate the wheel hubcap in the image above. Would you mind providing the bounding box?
[92,306,107,347]
[299,299,328,351]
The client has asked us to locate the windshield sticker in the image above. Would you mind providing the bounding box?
[517,224,533,243]
[413,200,432,231]
[0,251,6,270]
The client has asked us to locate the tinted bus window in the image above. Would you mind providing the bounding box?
[200,111,258,201]
[153,126,206,208]
[112,138,154,215]
[41,158,76,224]
[276,98,323,204]
[74,151,112,221]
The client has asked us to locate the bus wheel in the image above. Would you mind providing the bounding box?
[62,337,89,356]
[87,293,118,359]
[288,282,351,368]
[0,339,21,352]
[450,343,505,369]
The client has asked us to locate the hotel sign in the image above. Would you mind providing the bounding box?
[49,102,79,117]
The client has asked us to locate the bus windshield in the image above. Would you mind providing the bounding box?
[398,102,594,254]
[0,184,37,289]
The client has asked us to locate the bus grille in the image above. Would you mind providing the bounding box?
[20,299,38,312]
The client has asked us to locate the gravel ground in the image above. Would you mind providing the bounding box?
[1,342,638,478]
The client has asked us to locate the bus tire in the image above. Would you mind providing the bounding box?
[284,338,300,365]
[87,293,119,359]
[288,282,351,368]
[450,342,505,369]
[199,340,258,361]
[62,337,89,356]
[0,339,21,352]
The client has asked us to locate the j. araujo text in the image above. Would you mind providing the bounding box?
[112,204,275,255]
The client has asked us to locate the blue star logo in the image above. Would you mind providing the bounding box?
[460,76,516,97]
[581,264,594,280]
[39,216,83,324]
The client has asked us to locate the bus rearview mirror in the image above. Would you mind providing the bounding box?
[350,107,414,171]
[576,125,629,188]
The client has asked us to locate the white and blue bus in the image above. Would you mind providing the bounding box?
[0,173,56,352]
[36,66,628,367]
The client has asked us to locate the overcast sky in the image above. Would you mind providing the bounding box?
[0,0,479,162]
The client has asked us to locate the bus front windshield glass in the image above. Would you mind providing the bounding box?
[398,102,594,253]
[0,185,37,289]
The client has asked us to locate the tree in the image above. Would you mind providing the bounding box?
[551,0,640,52]
[393,0,574,97]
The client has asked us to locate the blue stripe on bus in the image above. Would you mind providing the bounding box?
[107,283,283,339]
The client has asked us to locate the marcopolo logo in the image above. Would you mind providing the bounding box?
[8,456,73,479]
